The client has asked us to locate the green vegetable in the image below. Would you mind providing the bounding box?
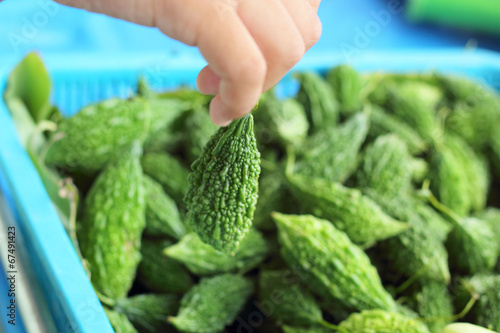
[115,294,180,333]
[282,326,331,333]
[141,152,190,203]
[327,64,363,114]
[273,213,396,312]
[180,107,218,164]
[169,274,253,333]
[295,72,338,133]
[338,310,430,333]
[406,281,453,333]
[456,274,500,331]
[358,134,414,198]
[364,191,451,282]
[104,307,138,333]
[475,208,500,250]
[442,323,496,333]
[185,114,261,253]
[45,98,150,174]
[368,104,428,155]
[255,92,309,148]
[143,175,186,240]
[287,174,408,247]
[446,217,499,275]
[137,238,194,294]
[296,112,369,184]
[258,269,323,327]
[385,81,441,141]
[164,229,270,276]
[79,141,145,299]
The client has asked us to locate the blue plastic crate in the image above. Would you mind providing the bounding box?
[1,48,500,332]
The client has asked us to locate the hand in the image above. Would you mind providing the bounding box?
[55,0,322,125]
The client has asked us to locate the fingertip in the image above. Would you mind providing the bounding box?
[197,66,221,95]
[210,96,234,126]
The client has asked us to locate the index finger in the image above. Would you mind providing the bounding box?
[195,2,267,125]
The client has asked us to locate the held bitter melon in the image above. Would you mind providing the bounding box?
[185,114,261,253]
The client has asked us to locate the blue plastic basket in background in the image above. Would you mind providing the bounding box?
[1,0,500,332]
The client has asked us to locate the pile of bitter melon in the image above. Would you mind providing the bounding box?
[5,54,500,333]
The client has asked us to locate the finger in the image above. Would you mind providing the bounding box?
[155,0,266,125]
[279,0,323,50]
[197,65,221,96]
[237,0,305,91]
[54,0,156,26]
[308,0,322,11]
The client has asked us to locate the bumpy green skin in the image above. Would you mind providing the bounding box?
[295,72,338,133]
[143,175,186,240]
[429,142,472,217]
[456,274,500,331]
[386,81,440,141]
[169,274,253,333]
[253,165,298,231]
[258,269,322,327]
[296,112,369,184]
[282,326,331,333]
[45,98,149,174]
[185,114,261,253]
[446,100,500,151]
[273,213,397,312]
[327,64,363,114]
[141,152,190,204]
[255,93,309,149]
[446,217,499,275]
[164,229,270,276]
[368,104,428,155]
[115,294,180,333]
[358,134,413,198]
[79,142,145,299]
[442,134,490,213]
[137,238,194,294]
[364,190,451,282]
[339,310,430,333]
[104,308,138,333]
[287,174,408,247]
[181,107,218,164]
[475,208,500,250]
[406,281,453,333]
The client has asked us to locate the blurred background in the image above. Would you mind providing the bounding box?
[1,0,500,70]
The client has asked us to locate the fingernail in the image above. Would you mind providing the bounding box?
[210,97,233,126]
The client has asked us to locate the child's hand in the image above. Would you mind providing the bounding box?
[55,0,322,125]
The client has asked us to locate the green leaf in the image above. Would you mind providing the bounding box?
[4,52,53,123]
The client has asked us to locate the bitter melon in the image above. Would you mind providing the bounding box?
[164,229,270,276]
[185,114,261,253]
[273,213,397,312]
[338,309,431,333]
[258,269,323,327]
[446,217,499,275]
[143,175,186,240]
[104,307,138,333]
[287,173,408,247]
[326,64,363,114]
[456,274,500,331]
[141,152,190,204]
[295,72,338,133]
[169,273,253,333]
[45,98,149,174]
[137,238,194,294]
[115,294,180,333]
[358,134,413,198]
[296,112,369,184]
[79,141,145,299]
